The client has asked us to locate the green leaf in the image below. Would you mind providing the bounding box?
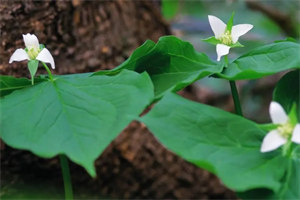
[95,36,223,98]
[202,37,244,48]
[39,44,45,50]
[0,75,45,97]
[54,72,93,79]
[257,123,279,132]
[278,159,300,199]
[226,11,235,32]
[217,41,300,80]
[28,60,39,85]
[202,36,221,45]
[230,41,244,48]
[0,70,154,177]
[238,156,300,199]
[273,70,299,120]
[141,93,288,192]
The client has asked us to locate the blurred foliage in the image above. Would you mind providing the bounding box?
[161,0,300,122]
[161,0,179,20]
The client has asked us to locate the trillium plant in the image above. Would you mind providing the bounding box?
[203,13,253,61]
[1,12,299,200]
[261,102,300,153]
[9,33,55,84]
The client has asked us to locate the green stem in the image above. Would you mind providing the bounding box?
[224,56,243,116]
[229,80,243,116]
[41,62,54,81]
[282,140,293,158]
[59,155,73,200]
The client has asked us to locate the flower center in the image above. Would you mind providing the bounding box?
[219,31,233,45]
[27,46,40,60]
[277,122,294,138]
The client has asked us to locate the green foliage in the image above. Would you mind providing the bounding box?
[202,36,244,47]
[0,75,45,97]
[161,0,179,20]
[273,70,299,119]
[94,36,224,99]
[141,93,288,193]
[202,36,220,45]
[0,70,154,176]
[2,34,300,197]
[280,159,300,199]
[217,41,300,80]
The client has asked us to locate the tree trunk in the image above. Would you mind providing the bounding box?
[0,1,235,199]
[0,0,169,75]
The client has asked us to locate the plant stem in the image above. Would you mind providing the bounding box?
[41,62,54,81]
[282,140,293,158]
[59,155,73,200]
[229,80,243,116]
[224,56,243,116]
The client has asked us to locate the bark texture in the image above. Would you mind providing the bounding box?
[0,0,235,199]
[0,0,169,76]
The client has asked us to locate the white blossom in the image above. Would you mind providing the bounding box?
[208,15,253,61]
[9,33,55,69]
[260,102,300,153]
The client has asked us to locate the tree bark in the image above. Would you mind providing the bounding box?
[0,0,169,75]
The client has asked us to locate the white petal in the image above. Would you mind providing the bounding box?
[216,44,230,61]
[291,124,300,144]
[260,130,287,153]
[9,49,29,63]
[208,15,226,38]
[36,48,55,69]
[23,33,39,49]
[269,102,288,124]
[231,24,253,43]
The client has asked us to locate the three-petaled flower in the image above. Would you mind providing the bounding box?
[9,33,55,69]
[261,102,300,153]
[203,13,253,61]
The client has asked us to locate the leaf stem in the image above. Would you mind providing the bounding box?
[224,56,243,116]
[229,81,243,116]
[59,155,73,200]
[282,140,293,158]
[278,159,293,198]
[41,62,54,81]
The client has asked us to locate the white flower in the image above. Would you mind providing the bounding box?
[9,33,55,69]
[260,102,300,153]
[208,15,253,61]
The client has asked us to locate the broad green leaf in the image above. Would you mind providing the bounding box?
[94,36,223,98]
[239,158,300,199]
[28,60,39,85]
[273,70,299,119]
[0,75,45,97]
[217,41,300,80]
[141,93,288,192]
[53,72,93,79]
[278,159,300,199]
[0,70,154,177]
